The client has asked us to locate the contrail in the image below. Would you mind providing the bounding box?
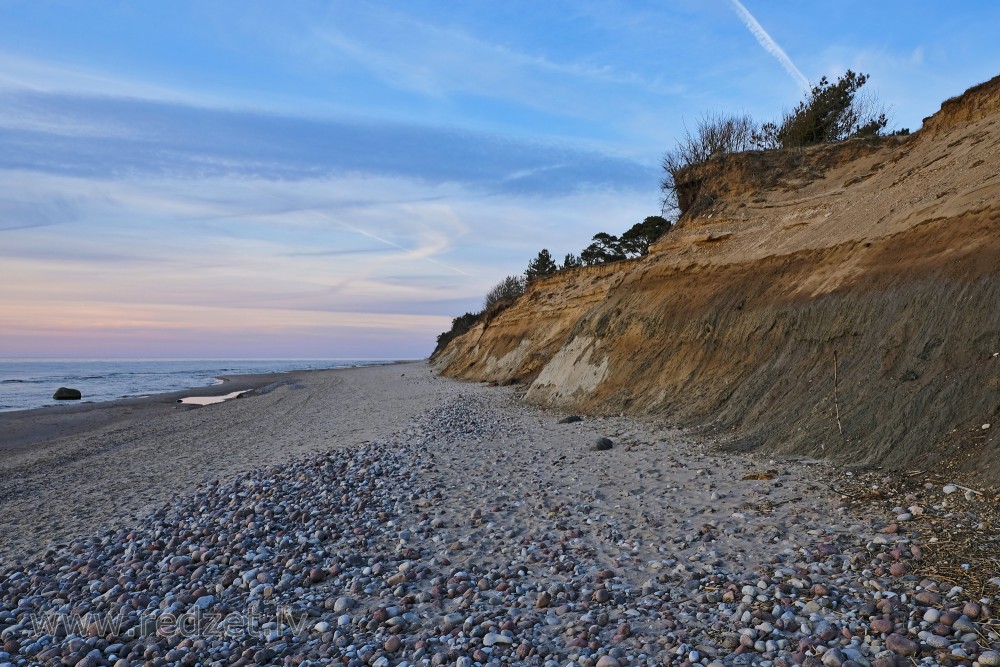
[298,207,473,276]
[246,184,472,276]
[728,0,810,91]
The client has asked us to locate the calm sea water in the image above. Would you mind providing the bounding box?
[0,359,396,412]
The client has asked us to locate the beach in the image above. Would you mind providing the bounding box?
[0,363,431,565]
[0,362,997,667]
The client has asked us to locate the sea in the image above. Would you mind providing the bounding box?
[0,359,397,413]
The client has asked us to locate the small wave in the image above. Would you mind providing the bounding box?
[1,379,27,383]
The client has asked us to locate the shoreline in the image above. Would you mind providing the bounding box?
[0,361,413,453]
[0,372,284,453]
[0,358,410,417]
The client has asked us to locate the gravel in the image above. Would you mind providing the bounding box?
[0,388,997,667]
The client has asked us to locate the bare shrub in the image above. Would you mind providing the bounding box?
[660,112,758,211]
[483,275,525,311]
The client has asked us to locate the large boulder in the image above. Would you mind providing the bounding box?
[593,437,614,451]
[53,387,82,400]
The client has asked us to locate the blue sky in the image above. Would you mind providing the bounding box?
[1,1,997,358]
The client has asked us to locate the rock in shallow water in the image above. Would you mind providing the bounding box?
[52,386,81,400]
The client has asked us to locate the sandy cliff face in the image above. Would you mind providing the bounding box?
[437,76,1000,484]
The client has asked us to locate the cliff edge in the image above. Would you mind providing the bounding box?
[435,76,1000,485]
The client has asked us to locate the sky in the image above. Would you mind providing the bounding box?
[1,1,998,359]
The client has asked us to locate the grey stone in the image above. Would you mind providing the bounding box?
[979,650,1000,666]
[193,595,215,610]
[593,437,614,451]
[822,648,847,667]
[53,387,82,400]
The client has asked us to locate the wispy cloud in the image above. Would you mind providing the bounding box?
[312,5,681,102]
[0,91,654,197]
[0,170,656,314]
[0,50,215,105]
[262,191,473,277]
[728,0,810,91]
[0,195,81,232]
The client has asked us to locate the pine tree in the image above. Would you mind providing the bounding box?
[620,216,672,256]
[562,252,582,269]
[525,249,558,282]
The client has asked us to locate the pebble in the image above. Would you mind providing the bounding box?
[193,594,215,609]
[593,589,612,603]
[870,617,894,634]
[485,632,513,646]
[885,633,918,656]
[980,650,1000,666]
[953,615,978,634]
[821,647,847,667]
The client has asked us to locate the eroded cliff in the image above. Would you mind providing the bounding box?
[436,76,1000,484]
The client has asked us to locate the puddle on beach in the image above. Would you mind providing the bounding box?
[178,390,245,406]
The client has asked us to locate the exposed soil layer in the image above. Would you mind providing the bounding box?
[436,76,1000,487]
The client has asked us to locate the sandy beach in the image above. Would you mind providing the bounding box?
[0,362,997,667]
[0,363,438,565]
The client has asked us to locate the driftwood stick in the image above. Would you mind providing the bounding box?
[833,351,844,437]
